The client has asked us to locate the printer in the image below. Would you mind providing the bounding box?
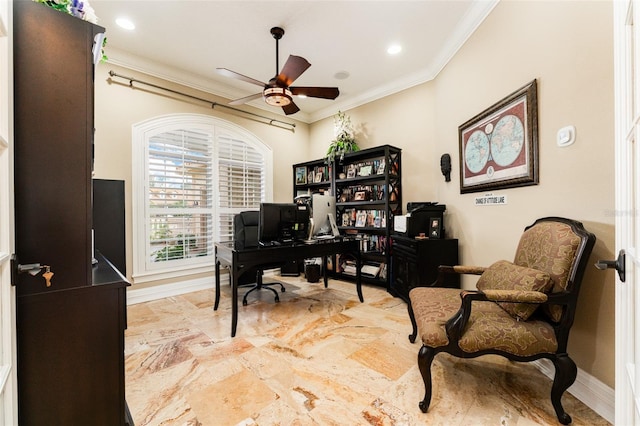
[393,202,446,238]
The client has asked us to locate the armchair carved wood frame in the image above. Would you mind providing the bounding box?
[407,217,596,424]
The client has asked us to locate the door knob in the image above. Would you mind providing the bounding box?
[595,249,625,282]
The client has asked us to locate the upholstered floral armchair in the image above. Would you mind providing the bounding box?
[407,217,596,424]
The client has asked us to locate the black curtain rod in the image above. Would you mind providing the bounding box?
[107,70,296,131]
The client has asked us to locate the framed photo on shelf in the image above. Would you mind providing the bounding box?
[459,79,539,194]
[354,191,366,201]
[429,217,442,239]
[359,165,372,177]
[295,166,307,185]
[376,159,386,175]
[339,188,351,202]
[342,212,351,227]
[355,211,366,227]
[314,171,323,183]
[346,164,357,179]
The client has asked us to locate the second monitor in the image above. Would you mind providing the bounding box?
[311,193,340,238]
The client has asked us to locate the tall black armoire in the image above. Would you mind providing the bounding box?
[13,1,131,424]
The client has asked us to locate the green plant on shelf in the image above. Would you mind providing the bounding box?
[325,111,359,163]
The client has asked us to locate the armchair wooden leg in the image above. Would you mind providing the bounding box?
[417,345,436,413]
[408,300,418,343]
[550,354,577,425]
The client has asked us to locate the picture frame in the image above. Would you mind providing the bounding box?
[355,211,366,227]
[346,164,356,179]
[314,171,323,183]
[339,188,351,203]
[342,212,351,227]
[429,217,442,239]
[354,191,366,201]
[295,166,307,185]
[459,79,539,194]
[359,165,372,177]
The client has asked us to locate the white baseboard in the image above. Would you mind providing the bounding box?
[126,279,615,424]
[126,276,220,305]
[126,269,282,305]
[127,268,280,305]
[533,359,614,424]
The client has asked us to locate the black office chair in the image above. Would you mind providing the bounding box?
[233,211,285,305]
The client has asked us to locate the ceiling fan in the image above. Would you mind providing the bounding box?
[216,27,340,115]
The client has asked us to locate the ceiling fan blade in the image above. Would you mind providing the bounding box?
[276,55,311,87]
[282,101,300,115]
[290,86,340,100]
[216,68,266,87]
[228,92,263,105]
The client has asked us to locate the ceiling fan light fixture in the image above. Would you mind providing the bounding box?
[264,87,293,106]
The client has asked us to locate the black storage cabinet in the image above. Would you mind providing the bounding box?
[390,235,460,302]
[14,2,131,424]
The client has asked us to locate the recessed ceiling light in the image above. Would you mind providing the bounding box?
[116,17,135,30]
[387,44,402,55]
[334,71,350,80]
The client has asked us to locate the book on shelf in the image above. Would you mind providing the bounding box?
[361,262,382,278]
[340,157,387,179]
[342,264,357,276]
[341,208,386,228]
[337,184,386,203]
[336,254,358,275]
[379,263,388,280]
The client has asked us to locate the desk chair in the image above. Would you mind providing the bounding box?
[233,211,285,305]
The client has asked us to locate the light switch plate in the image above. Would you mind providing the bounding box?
[557,125,576,147]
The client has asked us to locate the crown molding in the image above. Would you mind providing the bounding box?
[308,0,499,123]
[103,0,498,125]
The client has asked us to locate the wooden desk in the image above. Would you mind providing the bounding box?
[215,238,363,337]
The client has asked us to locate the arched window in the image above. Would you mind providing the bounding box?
[132,114,272,282]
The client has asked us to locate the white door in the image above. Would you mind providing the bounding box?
[0,0,16,423]
[614,0,640,423]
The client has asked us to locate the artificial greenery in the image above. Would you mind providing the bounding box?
[34,0,108,62]
[35,0,98,23]
[325,111,359,163]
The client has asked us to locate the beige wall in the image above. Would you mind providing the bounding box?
[310,0,615,388]
[93,64,311,288]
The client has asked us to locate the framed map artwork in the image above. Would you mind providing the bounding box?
[458,79,539,194]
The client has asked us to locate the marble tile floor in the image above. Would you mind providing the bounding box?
[125,275,610,426]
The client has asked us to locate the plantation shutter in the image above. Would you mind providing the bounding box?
[217,135,266,242]
[147,128,214,265]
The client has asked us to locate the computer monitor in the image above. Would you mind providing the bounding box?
[258,203,310,243]
[311,193,339,237]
